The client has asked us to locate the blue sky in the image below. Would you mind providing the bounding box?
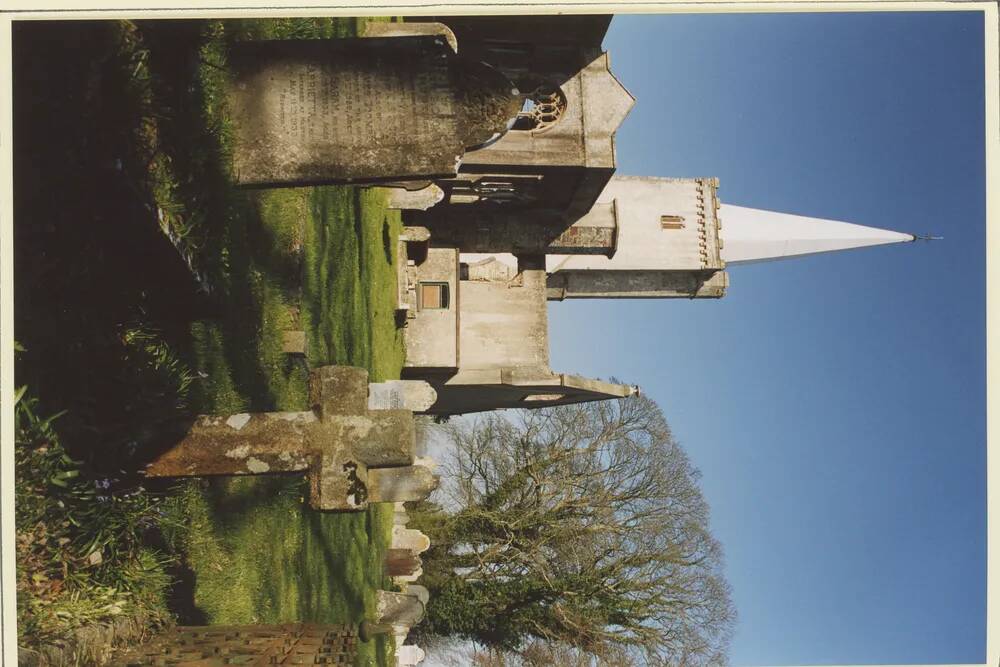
[547,11,986,666]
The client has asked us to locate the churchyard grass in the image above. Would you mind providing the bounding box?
[149,17,404,666]
[167,481,396,667]
[14,16,403,665]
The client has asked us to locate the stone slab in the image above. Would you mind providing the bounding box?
[227,37,522,187]
[145,412,317,477]
[282,330,307,354]
[391,526,430,555]
[397,644,426,666]
[375,591,425,626]
[361,20,458,54]
[368,380,437,413]
[367,464,439,503]
[385,184,445,211]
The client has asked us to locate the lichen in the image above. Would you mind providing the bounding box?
[246,457,270,473]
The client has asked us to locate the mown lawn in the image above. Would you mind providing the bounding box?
[168,181,403,666]
[171,480,396,667]
[171,182,403,666]
[137,17,406,667]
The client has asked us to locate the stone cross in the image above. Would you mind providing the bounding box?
[144,366,439,511]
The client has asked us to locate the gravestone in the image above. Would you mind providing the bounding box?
[404,584,430,606]
[397,644,427,666]
[368,379,438,412]
[227,36,523,186]
[385,548,421,577]
[384,183,445,210]
[143,366,439,511]
[391,526,430,555]
[375,590,425,626]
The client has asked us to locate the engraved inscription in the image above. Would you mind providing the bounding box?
[227,37,517,186]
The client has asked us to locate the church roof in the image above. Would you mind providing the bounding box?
[719,204,916,265]
[581,52,636,168]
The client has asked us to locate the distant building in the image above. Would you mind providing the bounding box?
[380,16,917,416]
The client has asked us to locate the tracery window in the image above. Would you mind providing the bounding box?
[512,84,567,132]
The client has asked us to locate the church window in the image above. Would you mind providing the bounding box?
[419,282,449,310]
[660,215,686,229]
[512,85,567,132]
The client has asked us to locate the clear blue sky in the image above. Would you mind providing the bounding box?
[548,11,986,666]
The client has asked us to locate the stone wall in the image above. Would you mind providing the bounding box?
[403,247,460,369]
[547,269,728,300]
[457,267,549,370]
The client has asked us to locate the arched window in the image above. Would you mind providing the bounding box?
[512,84,567,132]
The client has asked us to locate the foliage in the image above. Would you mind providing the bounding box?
[14,388,177,647]
[129,19,404,666]
[459,640,634,667]
[412,395,736,665]
[15,16,404,665]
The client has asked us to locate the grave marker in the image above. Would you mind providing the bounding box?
[144,366,439,511]
[227,36,522,186]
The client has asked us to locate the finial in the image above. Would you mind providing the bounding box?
[912,233,943,241]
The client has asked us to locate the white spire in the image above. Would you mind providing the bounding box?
[719,204,916,265]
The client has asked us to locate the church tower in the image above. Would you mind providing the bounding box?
[391,15,922,415]
[542,175,917,300]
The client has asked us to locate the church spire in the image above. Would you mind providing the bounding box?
[719,204,917,265]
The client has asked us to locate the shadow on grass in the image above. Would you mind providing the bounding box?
[164,561,210,626]
[354,188,367,282]
[15,20,399,664]
[382,215,394,266]
[302,187,368,368]
[13,21,210,472]
[301,507,367,622]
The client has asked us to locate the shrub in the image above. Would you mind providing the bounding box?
[14,387,179,647]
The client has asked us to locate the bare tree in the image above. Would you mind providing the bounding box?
[413,393,736,665]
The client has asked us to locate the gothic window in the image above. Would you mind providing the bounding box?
[419,283,449,310]
[472,179,536,204]
[512,85,567,132]
[660,215,686,230]
[448,176,542,205]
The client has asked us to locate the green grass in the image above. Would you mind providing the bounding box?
[304,187,406,381]
[169,480,396,667]
[133,17,405,665]
[172,181,404,666]
[15,16,407,665]
[185,186,404,414]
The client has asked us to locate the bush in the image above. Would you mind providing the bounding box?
[14,387,179,647]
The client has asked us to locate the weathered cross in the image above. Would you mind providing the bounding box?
[145,366,439,511]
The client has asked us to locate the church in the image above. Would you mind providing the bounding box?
[367,15,919,416]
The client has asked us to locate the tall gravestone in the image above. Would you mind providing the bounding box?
[227,35,523,186]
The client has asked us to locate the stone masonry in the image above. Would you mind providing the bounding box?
[145,366,439,511]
